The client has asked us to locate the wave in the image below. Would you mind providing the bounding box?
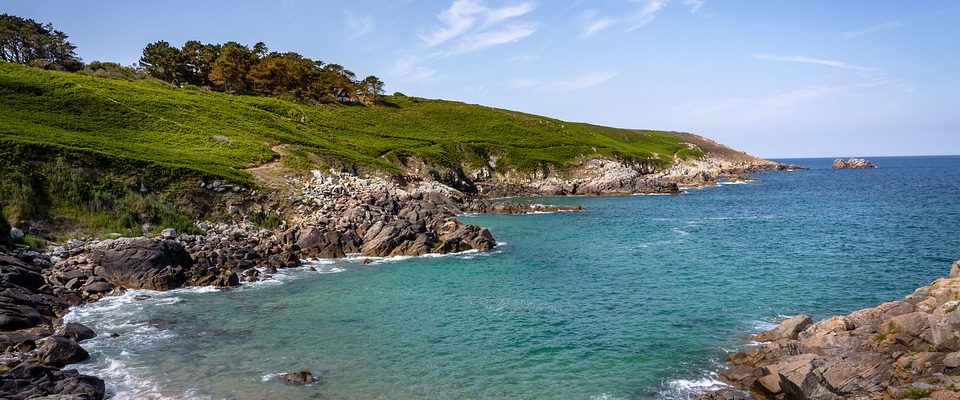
[657,375,731,399]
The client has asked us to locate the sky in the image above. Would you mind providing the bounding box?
[5,0,960,158]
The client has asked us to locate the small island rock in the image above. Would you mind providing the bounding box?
[833,157,876,169]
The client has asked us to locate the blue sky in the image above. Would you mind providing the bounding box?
[6,0,960,158]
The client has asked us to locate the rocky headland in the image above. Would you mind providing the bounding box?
[700,260,960,400]
[0,153,791,399]
[833,158,876,169]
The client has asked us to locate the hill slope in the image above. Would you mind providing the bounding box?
[0,62,748,183]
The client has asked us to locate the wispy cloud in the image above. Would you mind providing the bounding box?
[626,0,668,32]
[753,54,876,73]
[843,20,904,39]
[753,53,886,83]
[579,10,617,37]
[448,22,537,56]
[421,0,537,50]
[505,53,540,64]
[387,54,441,84]
[509,70,619,92]
[577,0,702,38]
[343,10,373,38]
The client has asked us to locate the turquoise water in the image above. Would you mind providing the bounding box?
[67,156,960,400]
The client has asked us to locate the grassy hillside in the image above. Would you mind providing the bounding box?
[0,62,706,184]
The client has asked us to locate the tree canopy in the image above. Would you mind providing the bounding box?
[139,39,385,104]
[0,14,82,71]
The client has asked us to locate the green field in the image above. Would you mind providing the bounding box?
[0,62,704,184]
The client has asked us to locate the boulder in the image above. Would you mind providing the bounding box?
[278,369,313,385]
[9,227,24,240]
[33,335,89,368]
[160,228,177,239]
[89,238,194,290]
[0,362,105,400]
[56,323,96,343]
[755,315,812,343]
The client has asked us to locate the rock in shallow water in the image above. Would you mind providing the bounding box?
[279,369,314,385]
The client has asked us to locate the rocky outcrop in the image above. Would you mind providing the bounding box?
[705,260,960,399]
[0,250,105,400]
[833,158,876,169]
[285,171,505,258]
[472,157,801,197]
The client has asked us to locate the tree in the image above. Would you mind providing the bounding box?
[0,14,82,71]
[139,40,183,84]
[358,75,385,104]
[248,52,317,97]
[209,41,255,93]
[180,40,220,86]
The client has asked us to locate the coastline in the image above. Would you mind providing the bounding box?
[0,156,791,399]
[699,261,960,400]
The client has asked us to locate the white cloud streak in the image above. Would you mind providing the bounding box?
[448,23,537,56]
[843,20,905,39]
[577,0,703,38]
[753,54,876,73]
[421,0,537,48]
[343,10,373,38]
[509,70,619,92]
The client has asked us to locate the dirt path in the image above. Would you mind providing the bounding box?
[244,145,289,188]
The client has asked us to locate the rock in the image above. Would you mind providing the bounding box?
[278,369,314,385]
[944,352,960,368]
[695,388,750,400]
[89,238,194,290]
[833,158,876,169]
[56,323,96,343]
[160,228,177,239]
[81,281,114,295]
[33,335,89,367]
[755,315,812,343]
[0,362,105,400]
[9,227,24,240]
[950,260,960,278]
[716,260,960,399]
[147,319,172,330]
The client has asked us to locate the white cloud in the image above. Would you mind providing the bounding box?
[448,23,537,56]
[343,10,373,38]
[484,2,537,26]
[681,0,705,12]
[546,70,619,92]
[508,70,619,93]
[626,0,668,32]
[843,20,904,39]
[757,84,849,110]
[576,0,703,37]
[579,10,617,37]
[421,0,537,47]
[505,53,540,64]
[387,55,441,84]
[753,53,886,84]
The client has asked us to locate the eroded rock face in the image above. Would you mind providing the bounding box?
[833,158,876,169]
[704,261,960,399]
[33,335,89,368]
[0,362,105,400]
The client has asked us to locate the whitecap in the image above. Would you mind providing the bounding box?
[658,374,731,399]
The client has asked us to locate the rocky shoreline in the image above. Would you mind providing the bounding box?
[0,156,787,399]
[700,260,960,400]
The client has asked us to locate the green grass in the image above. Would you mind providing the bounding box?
[0,62,708,183]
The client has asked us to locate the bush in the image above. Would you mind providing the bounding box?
[250,211,281,230]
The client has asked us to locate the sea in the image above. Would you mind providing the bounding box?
[65,156,960,399]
